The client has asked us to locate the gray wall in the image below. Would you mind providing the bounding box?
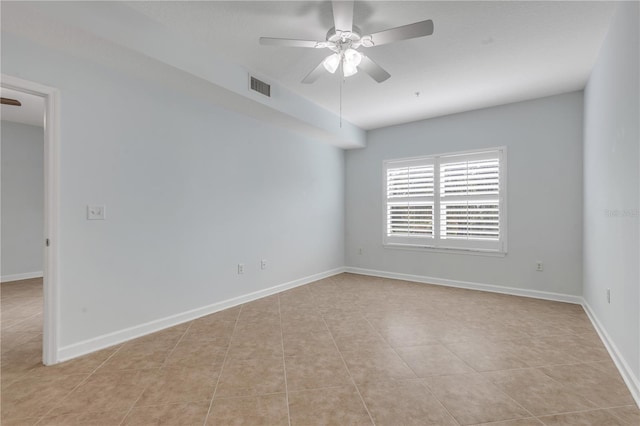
[583,1,639,383]
[1,121,44,281]
[1,32,345,349]
[346,92,584,297]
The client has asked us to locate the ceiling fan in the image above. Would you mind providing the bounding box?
[259,0,434,84]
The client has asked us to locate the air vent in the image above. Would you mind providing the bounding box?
[250,76,271,97]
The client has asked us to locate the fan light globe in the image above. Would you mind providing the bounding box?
[322,53,340,74]
[344,49,362,67]
[343,61,358,77]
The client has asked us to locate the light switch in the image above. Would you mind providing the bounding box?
[87,205,106,220]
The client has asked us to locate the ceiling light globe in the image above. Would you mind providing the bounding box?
[344,49,362,67]
[322,53,340,74]
[343,61,358,77]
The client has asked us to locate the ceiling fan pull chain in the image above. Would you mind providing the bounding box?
[339,75,343,128]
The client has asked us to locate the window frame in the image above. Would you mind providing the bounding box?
[382,147,507,256]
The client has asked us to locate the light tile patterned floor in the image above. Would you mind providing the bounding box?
[1,274,638,425]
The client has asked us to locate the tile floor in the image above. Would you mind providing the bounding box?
[1,274,638,425]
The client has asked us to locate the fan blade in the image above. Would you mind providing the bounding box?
[366,19,434,46]
[1,97,22,106]
[259,37,323,48]
[358,56,391,83]
[332,0,354,33]
[302,61,327,84]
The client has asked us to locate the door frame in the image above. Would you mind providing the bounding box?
[2,74,60,365]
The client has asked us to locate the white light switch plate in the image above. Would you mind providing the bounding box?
[87,205,106,220]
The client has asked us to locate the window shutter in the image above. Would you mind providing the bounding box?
[384,161,434,243]
[387,165,434,199]
[440,158,500,198]
[387,204,434,236]
[440,156,500,241]
[440,201,500,239]
[384,148,505,253]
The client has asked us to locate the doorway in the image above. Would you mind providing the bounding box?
[1,75,59,366]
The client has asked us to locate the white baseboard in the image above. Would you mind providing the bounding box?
[57,267,346,362]
[345,267,583,304]
[582,300,640,408]
[1,271,44,283]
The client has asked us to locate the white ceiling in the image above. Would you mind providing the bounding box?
[0,1,618,134]
[123,1,617,130]
[0,87,45,128]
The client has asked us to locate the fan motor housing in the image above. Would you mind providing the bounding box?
[326,26,362,43]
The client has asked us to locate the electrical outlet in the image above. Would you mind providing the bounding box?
[87,205,106,220]
[261,259,267,270]
[237,264,244,274]
[607,288,611,304]
[536,261,543,272]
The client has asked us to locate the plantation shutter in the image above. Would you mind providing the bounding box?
[384,148,505,253]
[438,150,502,251]
[384,158,435,246]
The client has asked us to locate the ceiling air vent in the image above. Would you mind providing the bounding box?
[250,76,271,97]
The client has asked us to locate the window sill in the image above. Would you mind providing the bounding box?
[383,243,507,257]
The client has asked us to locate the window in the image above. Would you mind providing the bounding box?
[384,148,506,254]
